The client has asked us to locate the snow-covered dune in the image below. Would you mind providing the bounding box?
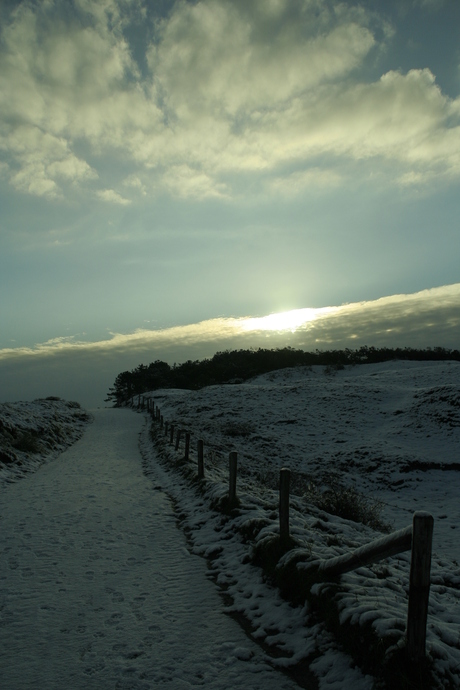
[139,360,460,688]
[0,398,92,487]
[145,360,460,554]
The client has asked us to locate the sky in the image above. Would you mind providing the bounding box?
[0,0,460,408]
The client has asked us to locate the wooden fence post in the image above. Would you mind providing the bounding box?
[279,468,291,545]
[185,432,190,461]
[229,452,238,505]
[164,421,169,437]
[175,429,182,451]
[197,440,204,479]
[407,511,434,662]
[170,424,174,444]
[160,415,164,428]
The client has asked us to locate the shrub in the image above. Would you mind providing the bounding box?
[13,432,40,454]
[221,421,255,437]
[0,449,17,465]
[305,483,390,532]
[324,362,345,376]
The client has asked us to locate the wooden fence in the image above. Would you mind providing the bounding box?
[134,394,434,663]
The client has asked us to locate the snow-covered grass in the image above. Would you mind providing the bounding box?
[0,397,92,486]
[137,361,460,689]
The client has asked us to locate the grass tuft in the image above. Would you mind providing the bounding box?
[13,431,41,453]
[305,482,391,532]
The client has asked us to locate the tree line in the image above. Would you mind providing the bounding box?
[105,346,460,407]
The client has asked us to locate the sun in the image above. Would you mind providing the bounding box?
[240,308,322,333]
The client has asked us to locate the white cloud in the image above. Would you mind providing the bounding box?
[1,0,460,202]
[0,0,151,196]
[10,164,59,198]
[148,3,375,117]
[268,167,342,196]
[123,174,147,195]
[47,156,98,182]
[143,2,460,184]
[96,188,131,205]
[1,124,98,197]
[160,164,229,200]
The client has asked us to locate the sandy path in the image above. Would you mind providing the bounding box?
[0,409,298,689]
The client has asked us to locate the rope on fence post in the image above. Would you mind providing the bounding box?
[229,451,238,505]
[279,467,290,545]
[197,440,204,479]
[407,511,434,662]
[185,432,190,461]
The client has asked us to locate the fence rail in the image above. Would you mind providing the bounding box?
[317,525,413,578]
[134,394,434,663]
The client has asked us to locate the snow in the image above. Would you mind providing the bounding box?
[1,360,460,688]
[0,398,91,486]
[137,360,460,688]
[0,408,298,689]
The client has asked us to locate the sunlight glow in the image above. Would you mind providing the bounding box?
[240,307,338,333]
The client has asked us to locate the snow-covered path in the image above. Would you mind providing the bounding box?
[0,409,298,689]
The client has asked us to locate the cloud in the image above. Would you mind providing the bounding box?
[1,283,459,407]
[268,167,342,195]
[0,124,97,198]
[1,0,460,203]
[96,188,132,204]
[138,1,460,185]
[123,174,147,195]
[1,283,459,364]
[296,284,460,347]
[0,0,149,196]
[147,2,375,116]
[160,164,229,200]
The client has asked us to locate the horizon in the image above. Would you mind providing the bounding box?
[1,283,460,408]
